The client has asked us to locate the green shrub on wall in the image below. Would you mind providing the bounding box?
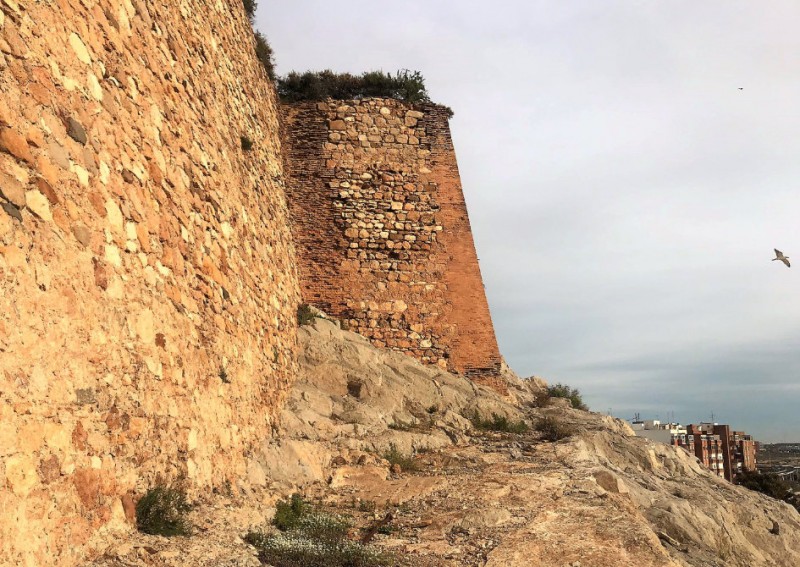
[277,69,433,105]
[240,0,276,81]
[254,31,276,81]
[243,0,257,21]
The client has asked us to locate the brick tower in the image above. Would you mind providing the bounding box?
[281,98,501,377]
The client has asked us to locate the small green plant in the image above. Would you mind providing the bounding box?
[240,136,253,151]
[358,500,377,513]
[273,493,311,532]
[219,366,230,383]
[271,494,350,541]
[254,31,276,81]
[469,411,529,434]
[382,443,419,472]
[290,511,351,543]
[244,530,268,547]
[135,484,192,536]
[242,0,257,22]
[246,495,393,567]
[545,383,588,411]
[297,304,317,326]
[536,415,575,441]
[247,532,393,567]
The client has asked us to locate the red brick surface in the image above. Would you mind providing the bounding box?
[282,99,501,376]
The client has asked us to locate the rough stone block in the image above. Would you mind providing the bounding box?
[5,455,38,496]
[0,171,25,207]
[0,127,33,163]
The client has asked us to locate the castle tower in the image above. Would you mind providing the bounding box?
[281,98,501,377]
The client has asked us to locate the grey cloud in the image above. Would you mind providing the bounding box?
[260,1,800,441]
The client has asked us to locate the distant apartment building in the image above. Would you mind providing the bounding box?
[686,423,757,481]
[630,418,756,481]
[685,423,726,477]
[733,430,757,476]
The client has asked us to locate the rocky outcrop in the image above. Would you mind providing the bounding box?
[260,320,800,566]
[0,1,298,565]
[257,318,532,488]
[93,320,800,566]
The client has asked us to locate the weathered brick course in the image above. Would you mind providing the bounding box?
[282,98,501,377]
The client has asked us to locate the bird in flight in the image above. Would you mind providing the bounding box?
[773,249,790,267]
[738,87,744,90]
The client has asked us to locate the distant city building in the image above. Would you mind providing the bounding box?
[687,423,757,482]
[630,419,690,447]
[630,417,757,482]
[686,423,726,477]
[732,430,757,477]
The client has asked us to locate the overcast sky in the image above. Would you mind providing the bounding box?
[259,1,800,442]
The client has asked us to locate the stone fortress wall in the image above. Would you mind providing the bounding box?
[281,99,502,377]
[1,1,506,565]
[0,0,299,564]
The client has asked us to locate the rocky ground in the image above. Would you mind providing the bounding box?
[93,319,800,567]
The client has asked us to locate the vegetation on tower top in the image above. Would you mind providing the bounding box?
[277,69,453,116]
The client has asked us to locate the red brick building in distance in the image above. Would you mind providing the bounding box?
[731,429,757,477]
[281,98,502,380]
[687,423,757,481]
[687,425,726,477]
[633,419,758,481]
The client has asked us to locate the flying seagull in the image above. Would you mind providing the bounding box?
[773,249,790,268]
[738,87,744,90]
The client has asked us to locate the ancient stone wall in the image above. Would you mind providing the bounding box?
[0,1,299,565]
[281,99,501,377]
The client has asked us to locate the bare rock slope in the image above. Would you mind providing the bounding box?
[262,320,800,566]
[95,319,800,566]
